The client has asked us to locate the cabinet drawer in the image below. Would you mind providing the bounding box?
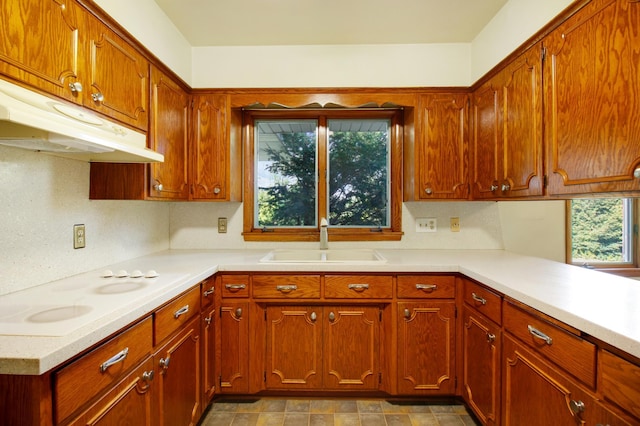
[503,301,596,387]
[54,317,153,423]
[601,350,640,420]
[155,286,200,344]
[221,274,250,298]
[463,280,502,325]
[201,276,216,309]
[253,275,320,299]
[397,275,455,299]
[325,275,392,299]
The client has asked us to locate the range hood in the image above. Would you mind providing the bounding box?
[0,78,163,163]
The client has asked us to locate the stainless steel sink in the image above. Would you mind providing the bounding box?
[260,249,386,264]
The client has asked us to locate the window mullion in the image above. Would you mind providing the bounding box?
[317,115,328,229]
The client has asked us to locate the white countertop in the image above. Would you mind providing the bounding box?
[1,249,639,375]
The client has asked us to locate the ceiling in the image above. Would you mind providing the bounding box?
[152,0,509,47]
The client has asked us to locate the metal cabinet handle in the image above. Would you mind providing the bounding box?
[348,283,369,292]
[91,92,105,103]
[634,168,640,179]
[528,325,553,345]
[204,316,212,325]
[276,285,297,293]
[153,183,163,191]
[142,370,154,382]
[204,287,215,296]
[159,357,170,369]
[69,82,83,93]
[471,292,487,305]
[100,347,129,373]
[225,284,246,291]
[501,183,511,191]
[213,187,221,194]
[328,312,336,322]
[490,184,499,192]
[425,187,433,195]
[404,308,411,319]
[416,284,437,292]
[310,312,317,322]
[569,400,585,415]
[235,308,243,318]
[173,305,189,319]
[487,333,496,343]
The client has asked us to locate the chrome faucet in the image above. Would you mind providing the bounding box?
[320,217,329,250]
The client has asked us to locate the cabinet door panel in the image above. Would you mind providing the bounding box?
[202,307,216,403]
[323,306,380,390]
[266,306,322,389]
[191,94,228,200]
[397,302,455,394]
[417,93,469,199]
[463,307,500,426]
[544,0,640,195]
[219,302,250,393]
[471,82,500,199]
[0,0,83,103]
[149,66,189,200]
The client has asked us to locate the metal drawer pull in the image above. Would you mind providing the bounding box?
[528,325,553,345]
[487,333,496,343]
[174,305,189,319]
[416,284,437,292]
[471,292,487,305]
[204,287,215,296]
[329,312,336,322]
[69,82,83,93]
[569,400,585,415]
[348,283,369,291]
[204,316,212,325]
[310,312,317,322]
[276,285,298,293]
[100,347,129,373]
[235,308,243,318]
[142,370,154,382]
[404,308,411,319]
[159,357,170,369]
[91,92,105,103]
[225,284,246,290]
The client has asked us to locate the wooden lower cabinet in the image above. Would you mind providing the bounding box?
[219,301,250,393]
[201,305,216,403]
[463,306,501,426]
[397,301,456,395]
[154,315,201,426]
[265,305,382,391]
[67,357,155,426]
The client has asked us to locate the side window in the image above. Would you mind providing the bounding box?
[244,110,402,242]
[567,198,638,269]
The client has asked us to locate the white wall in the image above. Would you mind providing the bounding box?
[0,146,170,296]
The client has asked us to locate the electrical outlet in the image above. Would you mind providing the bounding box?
[74,224,85,249]
[450,217,460,232]
[416,218,437,233]
[218,217,227,233]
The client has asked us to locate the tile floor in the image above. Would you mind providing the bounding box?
[199,397,481,426]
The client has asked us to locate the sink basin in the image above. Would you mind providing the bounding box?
[26,305,93,323]
[260,249,386,264]
[95,281,147,295]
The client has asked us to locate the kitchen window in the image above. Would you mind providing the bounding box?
[242,109,403,242]
[567,198,639,274]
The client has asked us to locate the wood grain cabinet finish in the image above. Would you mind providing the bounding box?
[153,315,201,426]
[463,306,501,426]
[600,349,640,422]
[201,305,216,404]
[253,274,321,299]
[472,44,543,199]
[0,0,84,103]
[218,301,250,393]
[406,93,470,200]
[463,279,502,325]
[154,286,201,345]
[397,275,456,299]
[54,317,153,424]
[397,301,456,395]
[325,275,393,299]
[543,0,640,195]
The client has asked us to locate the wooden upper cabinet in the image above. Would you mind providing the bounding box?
[544,0,640,195]
[191,94,230,200]
[149,65,189,200]
[407,93,469,200]
[472,44,543,199]
[0,0,83,102]
[83,14,149,130]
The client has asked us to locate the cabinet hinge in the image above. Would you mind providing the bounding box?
[264,310,267,321]
[541,46,547,62]
[454,306,458,319]
[264,371,267,382]
[191,99,195,109]
[379,310,383,322]
[219,375,222,386]
[378,372,382,384]
[543,175,549,188]
[455,376,458,388]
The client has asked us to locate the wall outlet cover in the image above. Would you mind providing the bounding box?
[416,218,437,233]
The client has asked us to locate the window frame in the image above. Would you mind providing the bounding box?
[242,108,403,242]
[565,198,640,275]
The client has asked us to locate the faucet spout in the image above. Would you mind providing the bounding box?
[320,217,329,250]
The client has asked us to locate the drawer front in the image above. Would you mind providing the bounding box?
[155,286,200,344]
[397,275,455,299]
[503,301,596,387]
[55,316,153,423]
[253,275,321,299]
[463,280,502,325]
[221,274,250,298]
[325,275,392,299]
[601,350,640,420]
[201,276,216,309]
